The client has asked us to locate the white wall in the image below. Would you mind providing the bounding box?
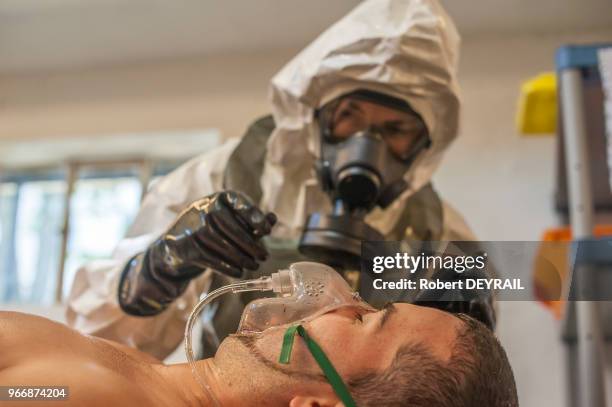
[433,29,612,407]
[0,50,294,168]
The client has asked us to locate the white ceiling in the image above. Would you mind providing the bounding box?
[0,0,611,75]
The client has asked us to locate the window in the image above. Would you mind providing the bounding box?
[1,128,220,305]
[62,175,142,299]
[0,183,19,302]
[14,180,66,304]
[0,161,180,305]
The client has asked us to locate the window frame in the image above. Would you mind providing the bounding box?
[1,158,180,303]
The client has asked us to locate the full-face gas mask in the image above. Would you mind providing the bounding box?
[299,90,431,269]
[185,262,373,406]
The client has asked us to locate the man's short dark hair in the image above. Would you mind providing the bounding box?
[348,313,518,407]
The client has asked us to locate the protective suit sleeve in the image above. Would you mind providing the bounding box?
[65,138,241,359]
[440,201,478,241]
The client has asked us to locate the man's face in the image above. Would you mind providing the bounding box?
[222,303,461,384]
[328,97,427,161]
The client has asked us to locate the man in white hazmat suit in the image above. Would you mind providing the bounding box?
[67,0,494,360]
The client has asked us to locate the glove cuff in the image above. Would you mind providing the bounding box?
[117,252,189,316]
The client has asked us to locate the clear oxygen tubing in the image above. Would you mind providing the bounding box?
[184,276,276,406]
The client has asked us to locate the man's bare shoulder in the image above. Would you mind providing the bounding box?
[0,311,158,364]
[0,311,87,371]
[0,311,65,354]
[0,311,173,406]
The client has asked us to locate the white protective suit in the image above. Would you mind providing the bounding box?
[66,0,475,359]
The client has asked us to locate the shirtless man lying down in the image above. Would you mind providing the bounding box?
[0,303,517,406]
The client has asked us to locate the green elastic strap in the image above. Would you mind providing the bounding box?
[279,324,357,407]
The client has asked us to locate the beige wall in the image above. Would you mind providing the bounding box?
[433,29,612,407]
[0,50,294,143]
[2,29,610,172]
[436,29,612,241]
[2,29,610,236]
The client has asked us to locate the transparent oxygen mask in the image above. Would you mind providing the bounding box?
[184,262,373,405]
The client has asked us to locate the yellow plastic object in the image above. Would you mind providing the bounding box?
[516,72,557,135]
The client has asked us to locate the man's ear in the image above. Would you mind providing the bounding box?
[288,395,344,407]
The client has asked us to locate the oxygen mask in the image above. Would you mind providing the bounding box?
[184,262,373,405]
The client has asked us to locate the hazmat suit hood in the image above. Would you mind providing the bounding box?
[260,0,461,239]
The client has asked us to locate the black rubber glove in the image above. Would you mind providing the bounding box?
[118,190,277,316]
[413,267,497,330]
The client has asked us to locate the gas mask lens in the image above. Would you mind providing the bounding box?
[319,93,429,162]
